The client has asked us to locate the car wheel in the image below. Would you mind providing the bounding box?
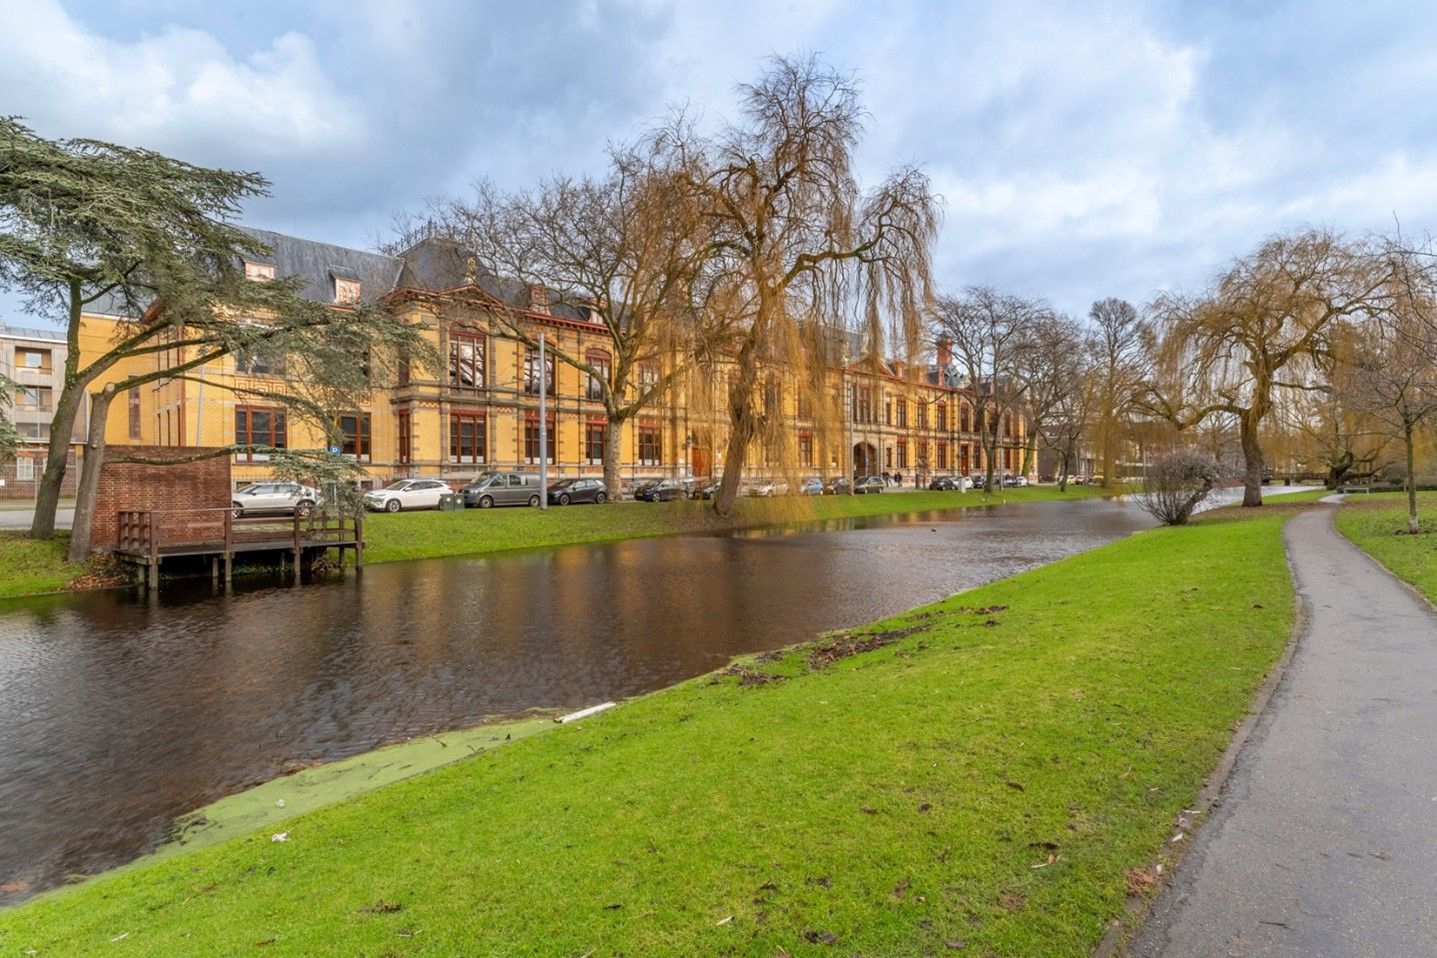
[296,501,313,519]
[478,495,494,509]
[231,504,244,519]
[595,492,607,504]
[385,498,402,513]
[558,493,571,505]
[528,494,540,507]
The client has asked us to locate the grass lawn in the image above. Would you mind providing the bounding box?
[0,532,93,599]
[1335,491,1437,603]
[363,483,1116,564]
[0,501,1302,957]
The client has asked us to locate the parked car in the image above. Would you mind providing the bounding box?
[798,477,825,496]
[364,478,451,512]
[824,476,852,495]
[637,478,686,502]
[548,477,608,505]
[629,479,662,500]
[854,475,885,494]
[461,471,543,508]
[232,482,318,518]
[693,478,722,500]
[930,475,974,491]
[1002,474,1029,488]
[748,478,791,497]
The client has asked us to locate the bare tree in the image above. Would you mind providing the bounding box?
[1086,298,1152,488]
[1032,322,1096,491]
[1014,310,1085,479]
[1347,238,1437,532]
[1146,229,1385,507]
[666,54,939,515]
[933,287,1048,491]
[434,144,711,497]
[1137,450,1222,525]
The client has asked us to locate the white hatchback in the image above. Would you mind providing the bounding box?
[364,479,450,513]
[232,482,319,518]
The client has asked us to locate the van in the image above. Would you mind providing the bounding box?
[461,471,543,508]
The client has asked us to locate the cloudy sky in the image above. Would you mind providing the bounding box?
[4,0,1436,325]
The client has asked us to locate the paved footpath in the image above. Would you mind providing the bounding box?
[1131,504,1437,957]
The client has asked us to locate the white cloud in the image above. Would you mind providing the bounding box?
[0,0,363,158]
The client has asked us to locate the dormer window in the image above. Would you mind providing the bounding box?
[244,261,275,281]
[335,278,362,304]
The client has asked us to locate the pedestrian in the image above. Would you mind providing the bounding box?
[882,471,890,486]
[895,471,903,487]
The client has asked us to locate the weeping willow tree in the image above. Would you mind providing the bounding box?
[1146,229,1386,507]
[663,55,939,516]
[428,142,715,498]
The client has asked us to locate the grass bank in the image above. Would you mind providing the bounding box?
[1335,491,1437,603]
[0,532,93,599]
[0,501,1302,957]
[363,484,1115,564]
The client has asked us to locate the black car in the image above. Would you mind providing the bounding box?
[824,476,852,495]
[637,478,686,501]
[693,478,721,500]
[547,478,608,505]
[629,479,662,500]
[929,475,960,491]
[854,475,885,494]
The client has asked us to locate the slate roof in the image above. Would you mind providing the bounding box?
[395,237,595,324]
[239,227,403,305]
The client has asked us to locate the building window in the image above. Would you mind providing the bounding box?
[638,423,661,466]
[896,438,908,469]
[637,362,660,395]
[885,398,893,426]
[128,388,141,439]
[937,441,949,470]
[15,347,50,371]
[936,402,947,432]
[338,412,371,462]
[895,399,908,429]
[524,347,556,395]
[1003,410,1013,438]
[13,386,52,411]
[799,431,814,468]
[852,385,874,424]
[797,392,813,419]
[919,402,930,430]
[235,406,287,460]
[16,457,35,481]
[524,415,556,464]
[449,410,485,464]
[885,445,893,469]
[449,333,485,388]
[236,353,286,376]
[918,440,929,470]
[243,261,275,281]
[960,403,971,433]
[586,349,611,401]
[398,410,412,464]
[585,421,605,463]
[334,277,362,304]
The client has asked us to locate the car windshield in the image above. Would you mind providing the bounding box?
[381,481,412,491]
[236,484,265,495]
[550,479,576,489]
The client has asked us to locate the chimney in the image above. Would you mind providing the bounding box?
[527,283,550,314]
[937,334,953,367]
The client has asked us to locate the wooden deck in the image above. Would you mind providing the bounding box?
[115,507,363,590]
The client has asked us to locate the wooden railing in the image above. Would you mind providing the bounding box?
[116,507,363,557]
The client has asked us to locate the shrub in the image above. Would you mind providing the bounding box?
[1138,451,1222,525]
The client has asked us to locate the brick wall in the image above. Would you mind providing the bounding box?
[92,446,232,552]
[0,449,77,499]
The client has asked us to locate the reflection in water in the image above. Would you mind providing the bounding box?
[0,498,1151,902]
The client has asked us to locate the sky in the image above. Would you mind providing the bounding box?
[4,0,1437,326]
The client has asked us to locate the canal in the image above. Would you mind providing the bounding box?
[0,497,1152,903]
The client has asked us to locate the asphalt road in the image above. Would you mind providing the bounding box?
[0,508,72,531]
[1131,504,1437,956]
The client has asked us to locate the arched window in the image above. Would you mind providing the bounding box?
[585,348,611,401]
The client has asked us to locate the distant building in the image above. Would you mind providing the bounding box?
[0,322,85,497]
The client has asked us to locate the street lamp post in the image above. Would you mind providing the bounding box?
[539,332,548,511]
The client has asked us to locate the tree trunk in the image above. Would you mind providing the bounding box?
[1101,416,1117,489]
[603,418,624,499]
[1405,420,1419,535]
[713,343,761,517]
[1021,435,1037,477]
[1239,413,1264,507]
[29,386,86,539]
[68,386,115,562]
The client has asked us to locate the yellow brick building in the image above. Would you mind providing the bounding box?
[78,228,1029,490]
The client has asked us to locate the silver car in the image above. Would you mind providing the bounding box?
[231,482,318,518]
[462,472,543,508]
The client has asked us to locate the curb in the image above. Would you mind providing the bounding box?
[1090,509,1315,958]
